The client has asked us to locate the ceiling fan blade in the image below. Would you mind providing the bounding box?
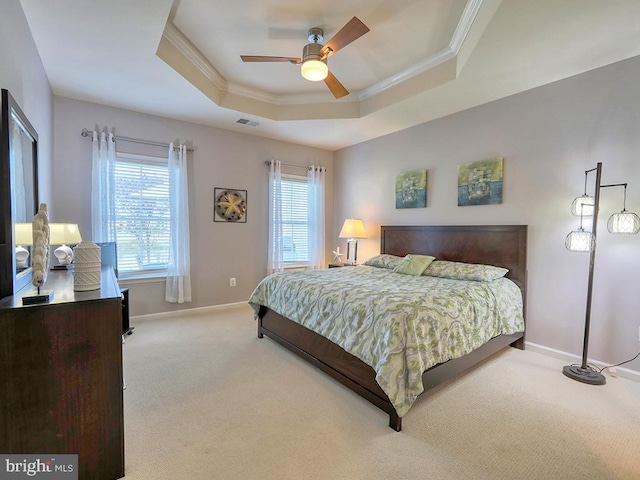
[320,17,370,57]
[324,70,349,99]
[241,55,301,63]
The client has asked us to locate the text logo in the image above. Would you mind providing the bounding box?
[0,455,77,480]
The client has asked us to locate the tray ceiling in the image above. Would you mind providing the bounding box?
[19,0,640,150]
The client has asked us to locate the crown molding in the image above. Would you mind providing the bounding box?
[357,47,457,100]
[226,82,335,105]
[161,0,486,108]
[357,0,485,100]
[162,22,228,92]
[163,22,325,105]
[450,0,485,54]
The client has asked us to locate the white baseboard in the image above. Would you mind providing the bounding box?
[128,308,640,383]
[131,301,250,322]
[526,341,640,382]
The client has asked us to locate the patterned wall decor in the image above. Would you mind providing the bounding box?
[214,188,247,223]
[457,157,504,206]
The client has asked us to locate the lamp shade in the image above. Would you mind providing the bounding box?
[571,194,595,216]
[14,223,33,246]
[607,210,640,234]
[48,224,82,266]
[565,228,595,252]
[14,223,33,268]
[339,218,366,239]
[301,59,328,81]
[49,223,82,245]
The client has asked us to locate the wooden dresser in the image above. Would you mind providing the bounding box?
[0,267,125,480]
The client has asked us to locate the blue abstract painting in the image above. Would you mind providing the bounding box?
[396,170,427,209]
[458,157,503,206]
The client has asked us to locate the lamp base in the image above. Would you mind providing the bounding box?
[52,264,73,270]
[562,364,606,385]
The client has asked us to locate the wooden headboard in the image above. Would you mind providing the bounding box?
[380,225,527,294]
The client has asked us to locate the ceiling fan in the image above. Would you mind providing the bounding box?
[240,17,370,99]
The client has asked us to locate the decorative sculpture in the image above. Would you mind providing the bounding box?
[31,203,50,288]
[332,246,343,262]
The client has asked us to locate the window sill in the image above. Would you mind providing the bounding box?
[119,272,167,285]
[283,263,310,271]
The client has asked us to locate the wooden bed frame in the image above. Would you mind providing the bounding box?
[257,225,527,431]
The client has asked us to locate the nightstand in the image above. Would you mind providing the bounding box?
[328,263,355,268]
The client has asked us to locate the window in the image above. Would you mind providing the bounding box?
[279,174,310,266]
[114,152,170,277]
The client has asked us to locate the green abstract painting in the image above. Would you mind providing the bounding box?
[458,157,503,206]
[396,170,427,209]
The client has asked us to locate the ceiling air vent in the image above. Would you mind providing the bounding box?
[236,118,260,127]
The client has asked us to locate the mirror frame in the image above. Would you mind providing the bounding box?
[0,89,39,299]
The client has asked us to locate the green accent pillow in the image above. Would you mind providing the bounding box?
[392,254,436,276]
[423,260,508,282]
[364,254,405,270]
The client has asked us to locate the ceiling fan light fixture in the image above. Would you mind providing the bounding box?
[300,42,328,81]
[301,59,328,81]
[240,17,369,96]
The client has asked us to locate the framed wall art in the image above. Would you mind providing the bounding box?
[457,157,504,206]
[395,169,427,209]
[214,188,247,223]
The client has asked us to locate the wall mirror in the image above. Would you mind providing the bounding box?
[0,89,39,299]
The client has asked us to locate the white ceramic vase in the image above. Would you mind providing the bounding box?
[73,241,102,291]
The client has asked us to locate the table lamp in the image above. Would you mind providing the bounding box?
[338,218,366,265]
[49,223,82,267]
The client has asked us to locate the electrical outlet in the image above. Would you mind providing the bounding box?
[229,277,236,287]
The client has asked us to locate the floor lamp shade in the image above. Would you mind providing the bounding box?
[571,194,595,216]
[565,228,595,252]
[339,218,366,264]
[607,210,640,234]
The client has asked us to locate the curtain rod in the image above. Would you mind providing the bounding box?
[81,128,194,153]
[264,160,325,171]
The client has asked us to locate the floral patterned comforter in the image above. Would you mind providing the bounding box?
[248,265,524,417]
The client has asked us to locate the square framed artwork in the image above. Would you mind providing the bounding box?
[457,157,504,206]
[214,188,247,223]
[396,169,427,208]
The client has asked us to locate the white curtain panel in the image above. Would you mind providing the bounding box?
[165,144,192,303]
[10,121,26,222]
[267,160,284,274]
[91,131,117,242]
[307,166,326,269]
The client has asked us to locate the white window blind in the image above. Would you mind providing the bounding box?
[114,153,170,276]
[279,175,310,265]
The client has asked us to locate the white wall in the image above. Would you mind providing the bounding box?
[0,0,53,205]
[334,56,640,373]
[52,97,334,316]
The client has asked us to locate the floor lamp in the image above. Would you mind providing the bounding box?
[564,162,640,385]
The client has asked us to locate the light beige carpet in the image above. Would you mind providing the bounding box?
[122,305,640,480]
